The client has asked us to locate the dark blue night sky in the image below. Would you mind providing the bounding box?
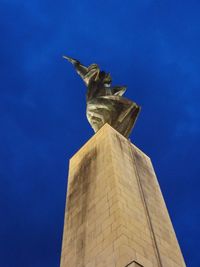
[0,0,199,266]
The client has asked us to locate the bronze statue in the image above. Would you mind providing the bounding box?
[63,56,141,138]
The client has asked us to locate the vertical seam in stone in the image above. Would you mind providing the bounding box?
[129,144,163,267]
[108,129,118,267]
[145,158,186,267]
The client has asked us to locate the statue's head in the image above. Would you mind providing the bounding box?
[88,64,99,71]
[85,64,100,82]
[99,71,112,86]
[86,65,112,86]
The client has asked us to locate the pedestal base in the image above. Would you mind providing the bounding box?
[60,124,185,267]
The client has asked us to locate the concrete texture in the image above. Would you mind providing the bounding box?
[60,124,186,267]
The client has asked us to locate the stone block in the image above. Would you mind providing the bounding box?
[60,124,186,267]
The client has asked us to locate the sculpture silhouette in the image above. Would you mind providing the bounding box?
[63,56,140,138]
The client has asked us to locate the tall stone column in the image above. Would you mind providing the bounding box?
[60,124,186,267]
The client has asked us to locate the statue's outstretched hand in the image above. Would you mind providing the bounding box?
[63,55,89,84]
[63,55,80,65]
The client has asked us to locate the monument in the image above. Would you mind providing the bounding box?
[60,57,186,267]
[62,56,140,138]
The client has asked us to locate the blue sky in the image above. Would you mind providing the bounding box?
[0,0,200,266]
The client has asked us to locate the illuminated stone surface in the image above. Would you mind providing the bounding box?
[60,124,186,267]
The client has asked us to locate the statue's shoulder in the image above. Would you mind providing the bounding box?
[111,86,127,96]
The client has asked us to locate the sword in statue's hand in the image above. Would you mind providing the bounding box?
[63,55,88,82]
[63,55,80,65]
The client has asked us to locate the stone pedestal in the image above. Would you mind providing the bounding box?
[60,124,186,267]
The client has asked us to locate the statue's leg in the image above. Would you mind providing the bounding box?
[99,96,140,138]
[86,96,140,137]
[86,98,114,132]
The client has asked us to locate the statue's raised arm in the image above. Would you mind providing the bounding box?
[63,56,100,86]
[63,56,88,84]
[63,56,141,138]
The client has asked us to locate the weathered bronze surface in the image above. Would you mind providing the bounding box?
[63,56,141,138]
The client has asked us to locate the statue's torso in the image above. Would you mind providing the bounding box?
[86,80,111,102]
